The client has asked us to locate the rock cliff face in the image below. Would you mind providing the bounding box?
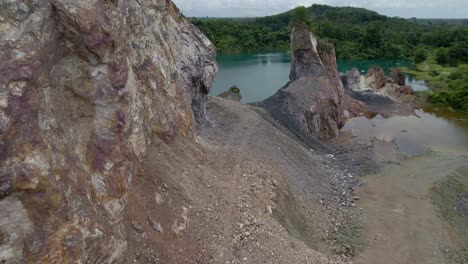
[345,68,362,91]
[389,68,405,86]
[261,23,345,140]
[344,66,414,102]
[0,0,216,263]
[364,65,386,90]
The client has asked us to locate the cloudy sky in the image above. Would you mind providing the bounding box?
[172,0,468,18]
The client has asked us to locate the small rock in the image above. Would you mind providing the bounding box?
[132,221,145,233]
[218,85,242,101]
[155,192,164,205]
[148,217,163,233]
[271,179,278,187]
[267,205,273,214]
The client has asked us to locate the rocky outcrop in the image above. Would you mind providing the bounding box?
[260,23,345,140]
[395,85,414,95]
[343,65,417,114]
[218,85,242,102]
[365,65,386,90]
[0,0,216,263]
[345,68,362,91]
[345,66,412,95]
[389,68,405,86]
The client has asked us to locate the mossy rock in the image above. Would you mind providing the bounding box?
[218,85,242,102]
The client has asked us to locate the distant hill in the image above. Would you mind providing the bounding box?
[413,18,468,26]
[191,4,468,61]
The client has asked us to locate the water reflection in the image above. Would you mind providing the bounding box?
[212,53,291,103]
[212,53,429,103]
[343,108,468,155]
[406,75,428,91]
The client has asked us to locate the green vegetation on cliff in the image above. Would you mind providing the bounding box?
[401,49,468,112]
[191,4,468,61]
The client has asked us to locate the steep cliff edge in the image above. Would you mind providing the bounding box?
[0,0,216,262]
[259,23,347,140]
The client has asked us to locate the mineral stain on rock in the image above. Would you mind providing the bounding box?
[0,0,216,262]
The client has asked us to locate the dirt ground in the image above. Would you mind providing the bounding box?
[122,96,467,264]
[123,97,362,263]
[354,149,468,264]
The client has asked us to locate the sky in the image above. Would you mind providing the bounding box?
[172,0,468,19]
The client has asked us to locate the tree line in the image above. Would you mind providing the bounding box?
[191,4,468,63]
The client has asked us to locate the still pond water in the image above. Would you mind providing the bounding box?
[211,53,427,104]
[212,53,468,155]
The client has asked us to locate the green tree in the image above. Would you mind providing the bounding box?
[414,47,427,63]
[450,42,468,62]
[291,6,313,29]
[190,4,468,61]
[363,21,383,51]
[435,47,450,65]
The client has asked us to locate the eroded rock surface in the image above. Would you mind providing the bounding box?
[0,0,216,262]
[364,65,386,90]
[389,68,405,86]
[345,68,362,91]
[343,66,418,115]
[218,85,242,102]
[260,23,346,140]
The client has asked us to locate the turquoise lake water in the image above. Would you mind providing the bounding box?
[211,53,428,103]
[211,53,468,154]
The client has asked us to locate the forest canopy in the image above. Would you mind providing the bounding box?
[190,4,468,62]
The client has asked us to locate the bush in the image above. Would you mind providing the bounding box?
[429,65,468,112]
[435,47,450,65]
[449,65,468,80]
[292,6,313,29]
[449,41,468,62]
[414,47,427,63]
[429,70,439,77]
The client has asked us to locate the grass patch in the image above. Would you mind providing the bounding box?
[272,185,320,250]
[401,57,468,112]
[431,166,468,263]
[401,50,458,85]
[331,216,361,256]
[400,62,456,84]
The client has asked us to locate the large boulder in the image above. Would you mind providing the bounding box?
[218,85,242,102]
[389,68,406,86]
[0,0,216,262]
[345,68,362,91]
[365,65,386,90]
[260,23,345,140]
